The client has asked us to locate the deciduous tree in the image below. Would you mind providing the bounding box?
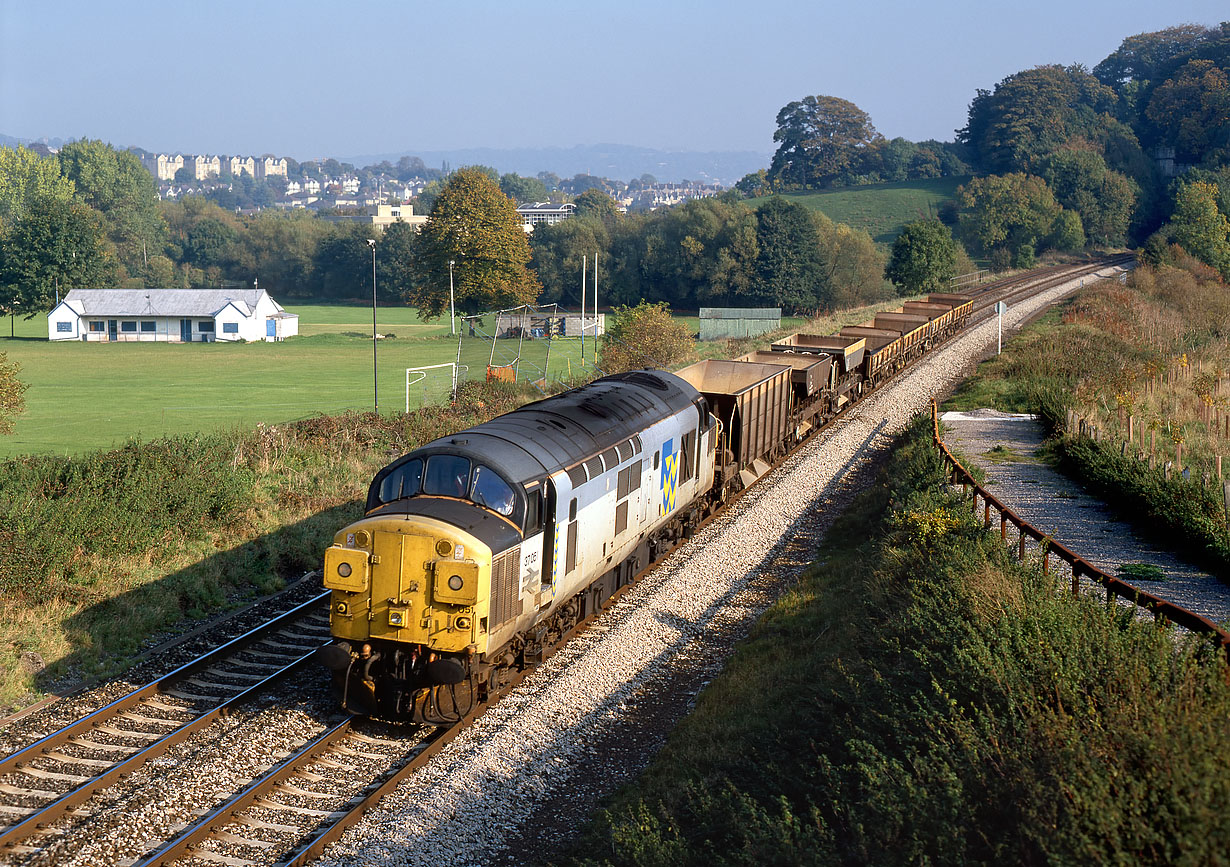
[408,167,540,317]
[955,173,1063,262]
[753,196,830,313]
[0,146,75,229]
[0,195,120,316]
[1036,149,1136,245]
[768,95,884,189]
[885,219,960,296]
[1145,59,1230,164]
[958,66,1120,174]
[57,140,167,278]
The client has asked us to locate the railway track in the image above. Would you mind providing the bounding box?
[0,594,332,858]
[125,257,1134,867]
[0,257,1132,866]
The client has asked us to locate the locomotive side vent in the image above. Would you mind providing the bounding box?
[490,546,523,629]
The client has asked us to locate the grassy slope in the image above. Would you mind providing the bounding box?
[558,417,1230,866]
[749,176,967,245]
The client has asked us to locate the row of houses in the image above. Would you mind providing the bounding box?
[144,153,290,182]
[47,289,299,342]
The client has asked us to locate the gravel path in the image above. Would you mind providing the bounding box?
[941,410,1230,624]
[315,268,1130,867]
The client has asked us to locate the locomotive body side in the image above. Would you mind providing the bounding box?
[319,370,716,722]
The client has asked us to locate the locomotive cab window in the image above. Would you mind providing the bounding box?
[472,465,516,517]
[377,458,422,504]
[423,455,472,498]
[523,484,543,534]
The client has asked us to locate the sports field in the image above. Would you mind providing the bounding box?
[0,305,598,458]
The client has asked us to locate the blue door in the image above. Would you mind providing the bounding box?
[266,319,276,338]
[108,320,117,342]
[180,319,192,342]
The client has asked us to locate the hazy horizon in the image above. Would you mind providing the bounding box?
[2,0,1227,164]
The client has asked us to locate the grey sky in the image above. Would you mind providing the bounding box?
[2,0,1226,163]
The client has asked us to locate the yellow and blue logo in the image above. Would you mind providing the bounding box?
[661,438,678,513]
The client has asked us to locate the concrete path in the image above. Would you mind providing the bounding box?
[941,408,1230,625]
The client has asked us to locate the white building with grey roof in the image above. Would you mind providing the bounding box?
[47,288,298,343]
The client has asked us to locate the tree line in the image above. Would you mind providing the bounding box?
[757,22,1230,280]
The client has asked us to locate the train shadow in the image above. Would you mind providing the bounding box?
[43,501,362,694]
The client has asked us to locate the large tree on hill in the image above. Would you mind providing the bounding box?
[408,167,540,318]
[57,140,166,278]
[958,66,1121,174]
[1167,180,1230,278]
[1145,59,1230,164]
[1094,25,1220,90]
[885,219,959,296]
[768,95,884,189]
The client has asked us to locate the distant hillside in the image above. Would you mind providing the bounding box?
[342,143,770,185]
[753,177,969,245]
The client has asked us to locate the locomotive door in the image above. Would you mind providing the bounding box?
[542,481,556,586]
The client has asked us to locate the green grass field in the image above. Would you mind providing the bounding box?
[0,306,596,458]
[751,176,968,245]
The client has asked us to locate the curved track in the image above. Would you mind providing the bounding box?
[0,594,332,857]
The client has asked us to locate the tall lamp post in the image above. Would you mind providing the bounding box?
[367,239,378,413]
[448,259,456,335]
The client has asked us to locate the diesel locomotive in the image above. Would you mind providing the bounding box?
[316,293,974,723]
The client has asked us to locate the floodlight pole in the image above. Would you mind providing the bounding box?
[368,239,378,413]
[449,259,456,335]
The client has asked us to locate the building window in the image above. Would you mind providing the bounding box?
[140,321,156,332]
[56,322,72,333]
[198,321,215,332]
[222,322,238,334]
[89,321,104,332]
[120,321,137,332]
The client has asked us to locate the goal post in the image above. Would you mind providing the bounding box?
[405,362,467,412]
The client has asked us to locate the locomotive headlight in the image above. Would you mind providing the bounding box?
[436,538,453,557]
[337,562,352,578]
[336,601,349,615]
[448,574,464,591]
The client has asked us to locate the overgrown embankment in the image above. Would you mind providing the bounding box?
[559,416,1230,866]
[946,254,1230,579]
[0,380,527,710]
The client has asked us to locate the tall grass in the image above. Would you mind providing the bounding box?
[559,416,1230,866]
[945,255,1230,579]
[0,380,528,709]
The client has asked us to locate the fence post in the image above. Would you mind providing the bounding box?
[1177,443,1184,472]
[1000,512,1007,543]
[1018,531,1026,561]
[984,499,991,527]
[1218,455,1223,480]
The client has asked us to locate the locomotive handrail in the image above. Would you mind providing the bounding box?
[929,399,1230,660]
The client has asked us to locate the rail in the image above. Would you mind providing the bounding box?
[930,399,1230,660]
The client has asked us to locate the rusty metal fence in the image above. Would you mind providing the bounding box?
[930,400,1230,661]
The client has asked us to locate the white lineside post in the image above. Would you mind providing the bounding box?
[580,255,587,360]
[994,300,1008,354]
